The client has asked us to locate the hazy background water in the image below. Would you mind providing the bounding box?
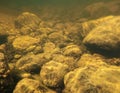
[0,0,111,6]
[0,0,119,21]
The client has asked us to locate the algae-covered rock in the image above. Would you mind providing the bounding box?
[13,78,57,93]
[83,16,120,53]
[16,53,50,73]
[0,55,14,93]
[77,53,107,68]
[48,32,68,46]
[78,53,120,66]
[38,27,54,35]
[63,44,82,57]
[64,23,83,44]
[15,12,41,35]
[52,54,77,71]
[105,57,120,66]
[0,52,5,61]
[63,65,120,93]
[80,15,114,38]
[40,61,69,88]
[43,42,56,53]
[12,35,40,51]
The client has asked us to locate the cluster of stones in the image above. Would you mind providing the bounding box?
[0,43,14,93]
[1,11,120,93]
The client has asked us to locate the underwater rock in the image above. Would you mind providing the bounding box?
[0,55,14,93]
[14,12,41,35]
[0,62,14,93]
[16,53,50,73]
[40,61,69,88]
[13,78,57,93]
[0,44,6,52]
[0,44,14,93]
[63,44,82,58]
[43,42,61,57]
[83,16,120,54]
[63,65,120,93]
[77,53,107,68]
[38,27,54,35]
[43,42,56,53]
[39,21,55,28]
[54,23,65,30]
[0,52,5,61]
[0,23,9,36]
[105,57,120,66]
[48,31,68,46]
[64,23,82,44]
[80,15,114,38]
[52,54,77,71]
[12,35,40,51]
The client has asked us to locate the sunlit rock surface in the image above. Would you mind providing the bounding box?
[63,44,82,57]
[16,53,50,73]
[40,61,69,88]
[12,35,40,51]
[52,54,77,71]
[80,15,114,38]
[13,78,57,93]
[77,53,107,68]
[83,16,120,54]
[63,65,120,93]
[0,1,120,92]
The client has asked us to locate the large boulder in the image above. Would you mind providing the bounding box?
[80,15,114,38]
[13,78,56,93]
[14,12,41,35]
[40,61,69,88]
[63,64,120,93]
[83,16,120,54]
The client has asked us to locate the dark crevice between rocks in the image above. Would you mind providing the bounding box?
[0,35,8,44]
[84,44,120,58]
[47,82,65,93]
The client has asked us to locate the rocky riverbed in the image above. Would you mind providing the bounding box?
[0,1,120,93]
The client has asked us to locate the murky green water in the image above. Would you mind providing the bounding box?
[0,0,119,21]
[0,0,120,93]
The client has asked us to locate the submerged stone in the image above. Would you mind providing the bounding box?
[40,61,69,88]
[83,16,120,55]
[12,35,40,51]
[16,53,50,73]
[14,12,41,35]
[13,78,56,93]
[63,65,120,93]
